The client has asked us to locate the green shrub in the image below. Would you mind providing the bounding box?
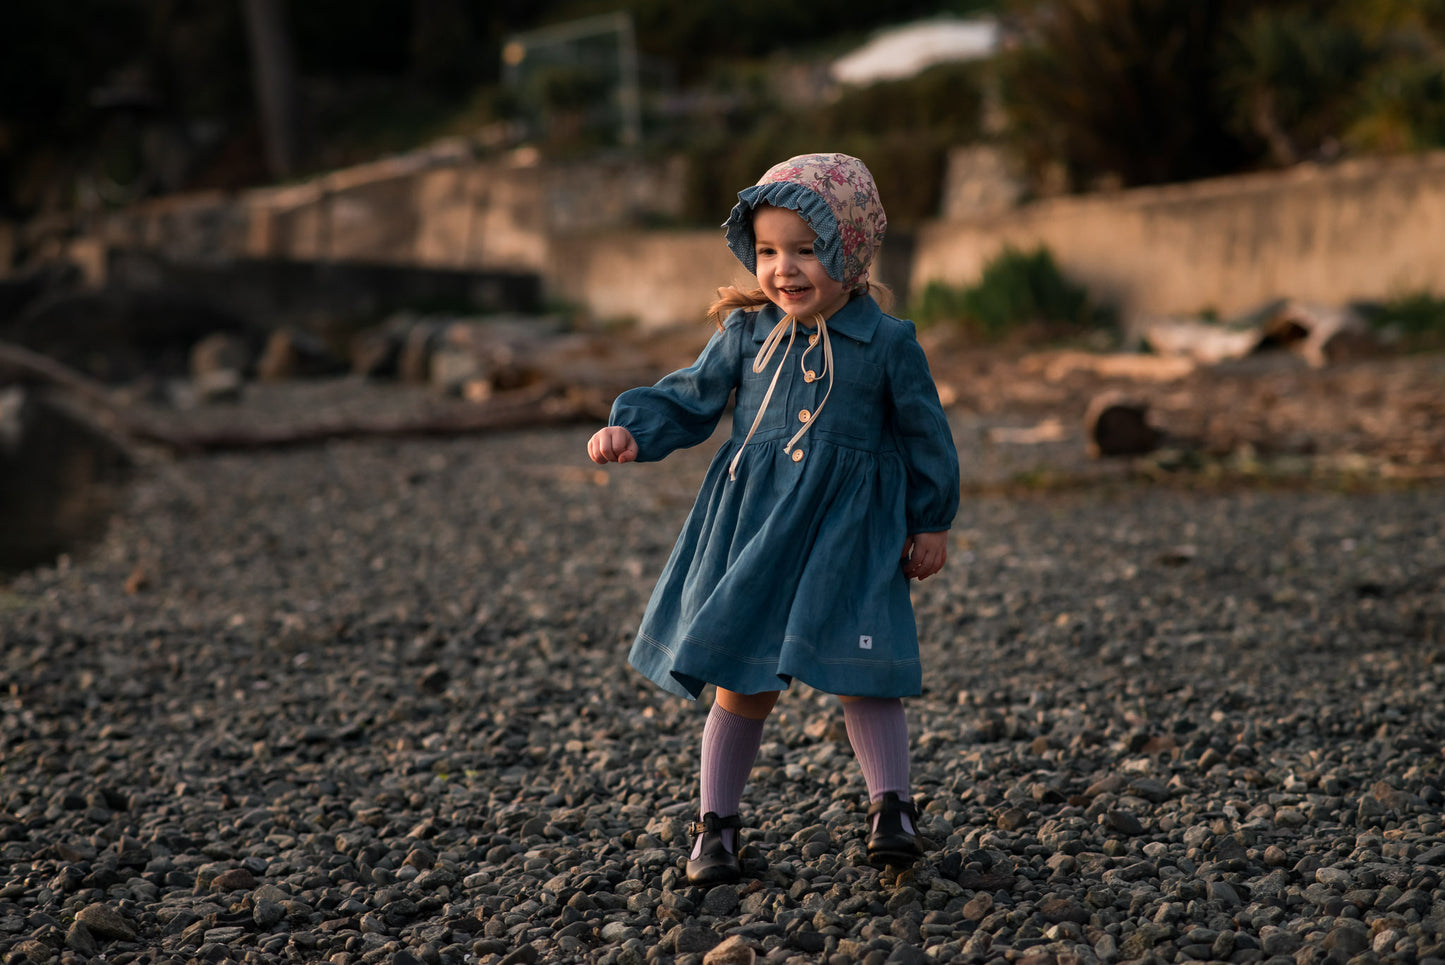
[1347,57,1445,153]
[998,0,1252,192]
[1366,292,1445,347]
[911,281,972,331]
[912,246,1113,340]
[1218,7,1373,166]
[999,0,1445,193]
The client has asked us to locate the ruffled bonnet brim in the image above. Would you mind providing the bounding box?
[723,180,847,284]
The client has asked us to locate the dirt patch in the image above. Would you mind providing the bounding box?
[632,323,1445,488]
[923,339,1445,486]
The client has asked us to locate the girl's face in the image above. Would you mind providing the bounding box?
[752,206,850,321]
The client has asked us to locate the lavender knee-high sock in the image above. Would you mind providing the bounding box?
[843,697,914,832]
[694,704,766,856]
[699,704,767,816]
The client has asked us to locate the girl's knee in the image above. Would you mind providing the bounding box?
[715,688,779,720]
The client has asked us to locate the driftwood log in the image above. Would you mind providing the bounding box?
[1083,391,1164,458]
[0,340,608,457]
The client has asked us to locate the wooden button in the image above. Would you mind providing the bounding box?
[798,409,811,423]
[804,370,817,383]
[791,449,804,462]
[808,333,819,346]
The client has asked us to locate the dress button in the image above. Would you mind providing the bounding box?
[804,370,817,383]
[808,333,819,346]
[798,409,811,424]
[791,449,804,463]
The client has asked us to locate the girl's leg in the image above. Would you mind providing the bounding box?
[695,688,778,854]
[715,688,780,719]
[840,695,915,835]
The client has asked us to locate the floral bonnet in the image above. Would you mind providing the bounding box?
[723,153,887,292]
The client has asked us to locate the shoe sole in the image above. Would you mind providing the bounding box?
[686,867,741,886]
[867,848,920,869]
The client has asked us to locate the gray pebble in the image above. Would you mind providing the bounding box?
[2,423,1443,965]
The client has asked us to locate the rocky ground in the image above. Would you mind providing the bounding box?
[1,348,1444,965]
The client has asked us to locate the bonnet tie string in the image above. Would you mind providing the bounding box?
[728,312,834,481]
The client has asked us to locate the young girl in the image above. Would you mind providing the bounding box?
[587,153,959,885]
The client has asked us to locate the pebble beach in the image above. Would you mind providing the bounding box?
[2,409,1444,964]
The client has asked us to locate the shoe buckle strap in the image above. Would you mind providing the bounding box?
[690,813,742,835]
[867,796,918,820]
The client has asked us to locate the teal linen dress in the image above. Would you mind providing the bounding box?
[610,294,960,700]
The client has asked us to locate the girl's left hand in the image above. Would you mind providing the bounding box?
[901,531,948,580]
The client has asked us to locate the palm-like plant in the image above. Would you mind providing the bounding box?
[1348,55,1445,152]
[996,0,1252,192]
[1338,0,1445,152]
[995,0,1445,194]
[1216,6,1374,166]
[1348,0,1445,50]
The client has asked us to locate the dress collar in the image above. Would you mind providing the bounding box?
[748,294,882,345]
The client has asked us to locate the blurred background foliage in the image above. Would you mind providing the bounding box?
[996,0,1445,192]
[911,246,1115,341]
[2,0,1444,224]
[1362,291,1445,351]
[677,62,987,228]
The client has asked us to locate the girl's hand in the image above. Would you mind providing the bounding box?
[588,426,639,464]
[900,531,948,580]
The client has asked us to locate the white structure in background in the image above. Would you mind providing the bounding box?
[830,17,1000,85]
[830,17,1016,220]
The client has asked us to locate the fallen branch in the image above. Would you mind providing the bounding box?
[1,340,608,456]
[0,340,125,410]
[128,383,604,454]
[0,340,146,454]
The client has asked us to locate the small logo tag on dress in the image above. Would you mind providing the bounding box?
[859,635,873,650]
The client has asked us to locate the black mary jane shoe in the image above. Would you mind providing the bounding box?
[685,812,742,885]
[866,792,922,869]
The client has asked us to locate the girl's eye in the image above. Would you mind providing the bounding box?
[799,248,813,256]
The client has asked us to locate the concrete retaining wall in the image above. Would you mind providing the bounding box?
[547,230,751,329]
[91,149,687,276]
[9,148,1445,333]
[911,152,1445,327]
[545,230,922,329]
[105,250,543,330]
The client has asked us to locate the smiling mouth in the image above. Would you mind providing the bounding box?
[779,286,811,296]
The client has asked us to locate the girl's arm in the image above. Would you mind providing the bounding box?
[886,322,962,538]
[605,314,745,462]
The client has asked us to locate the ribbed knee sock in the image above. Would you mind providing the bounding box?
[843,697,914,833]
[699,703,766,816]
[694,703,766,857]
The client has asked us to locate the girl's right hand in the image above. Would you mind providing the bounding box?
[588,426,639,464]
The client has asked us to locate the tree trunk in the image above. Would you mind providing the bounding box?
[242,0,303,178]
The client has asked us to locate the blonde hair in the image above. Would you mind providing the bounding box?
[706,282,894,329]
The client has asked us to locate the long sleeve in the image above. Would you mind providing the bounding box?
[608,314,746,462]
[884,322,960,533]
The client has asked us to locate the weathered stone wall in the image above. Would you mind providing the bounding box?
[104,250,543,331]
[547,230,750,329]
[545,229,915,330]
[101,190,249,267]
[9,148,1445,334]
[912,151,1445,330]
[93,150,687,276]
